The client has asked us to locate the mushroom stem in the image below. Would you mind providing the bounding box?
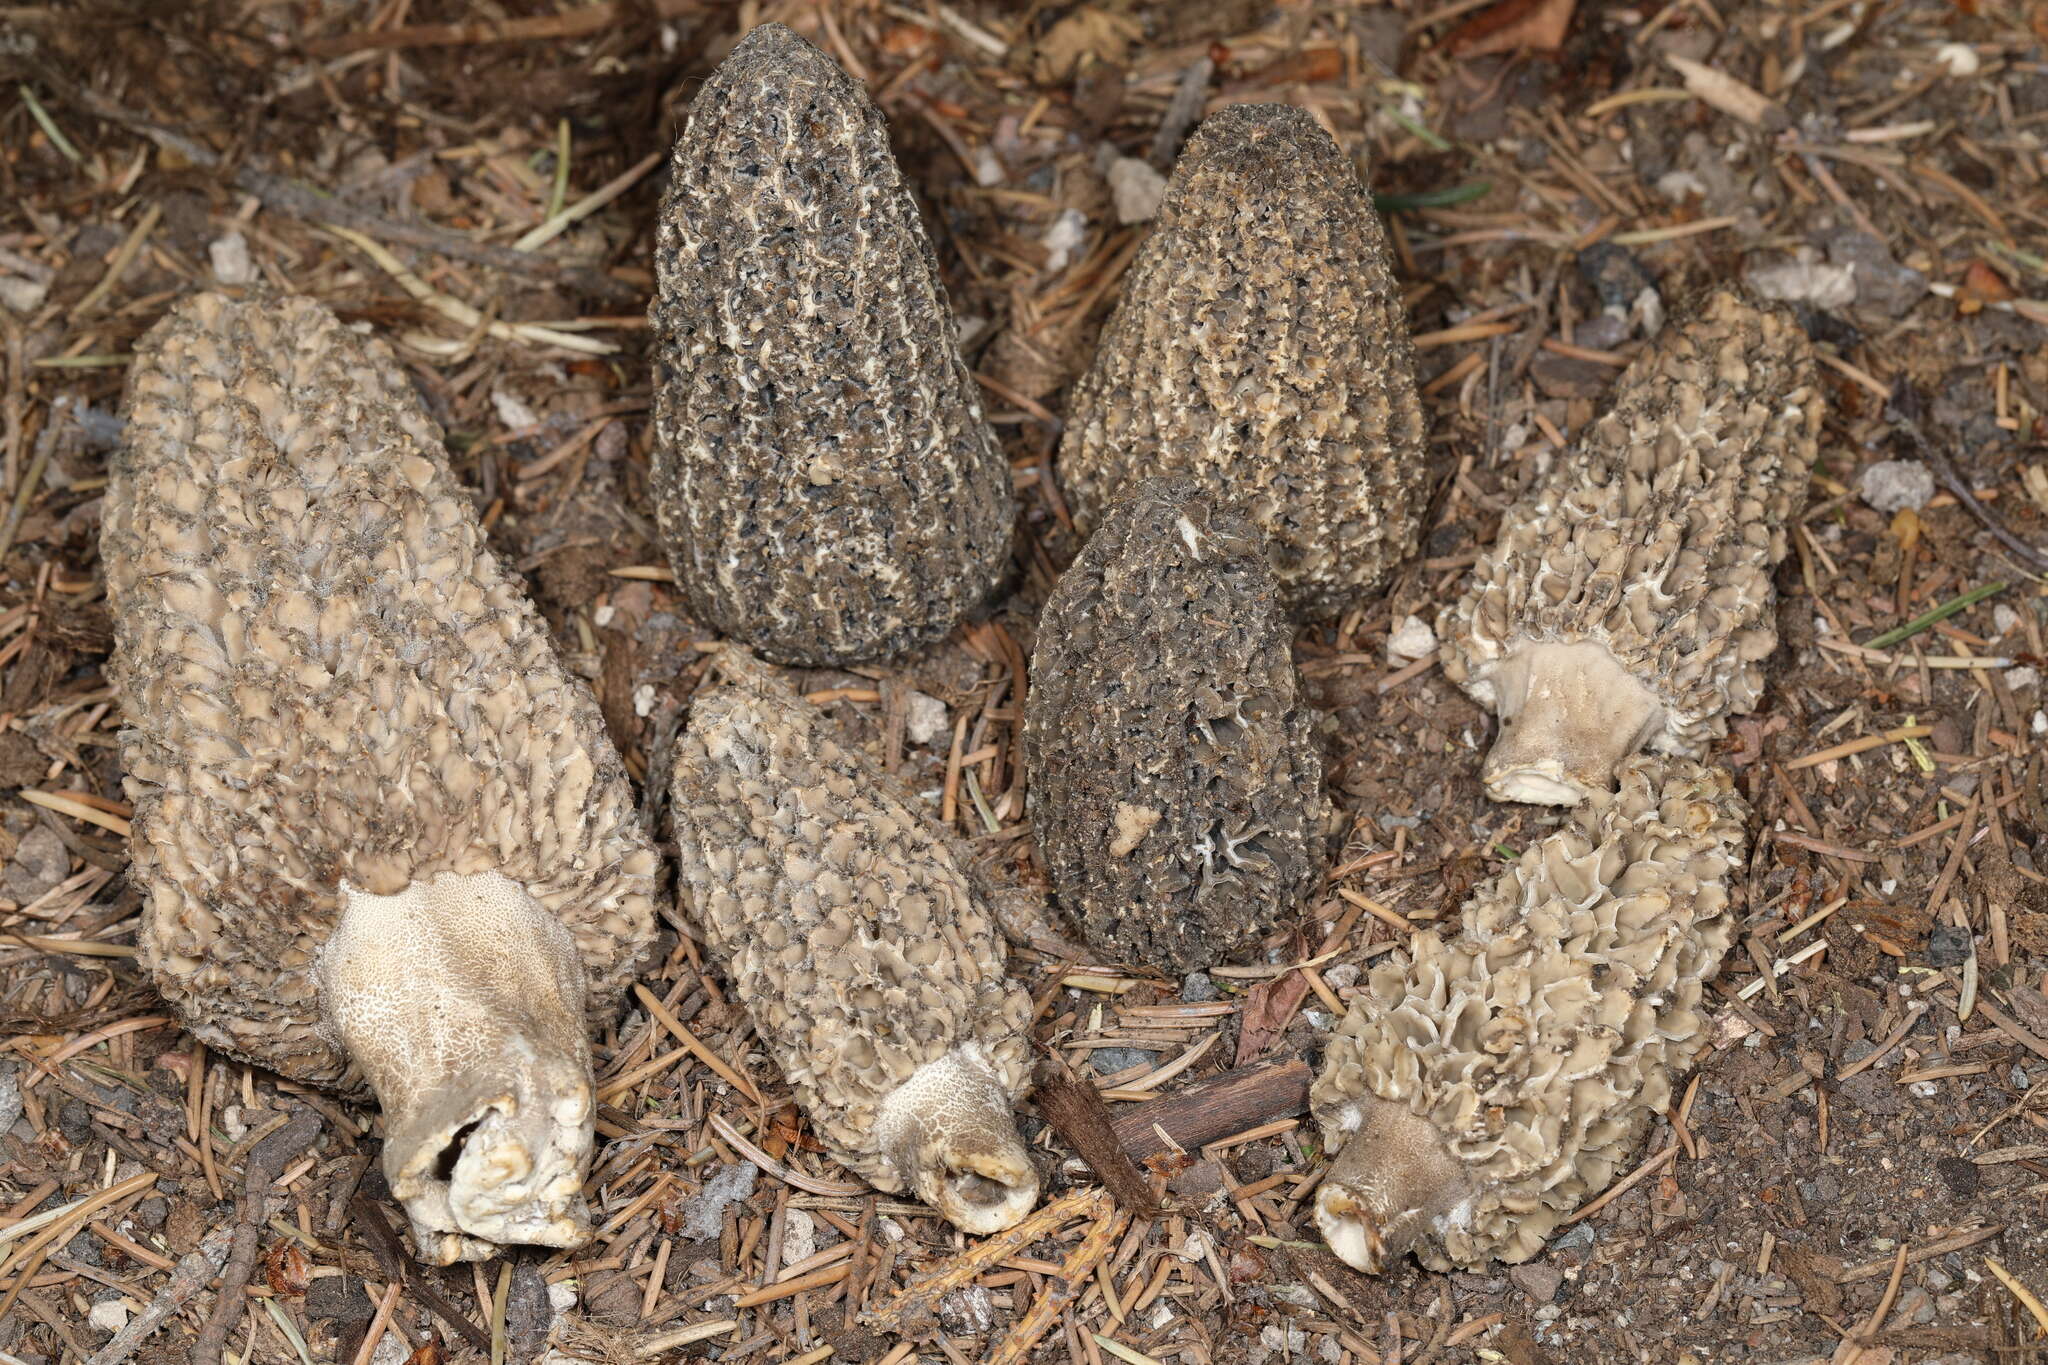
[875,1048,1041,1234]
[1314,1098,1476,1274]
[317,871,596,1265]
[1481,639,1665,805]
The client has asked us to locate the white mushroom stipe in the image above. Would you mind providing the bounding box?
[1310,755,1748,1271]
[873,1049,1039,1235]
[1482,640,1666,805]
[319,872,593,1263]
[1314,1101,1476,1275]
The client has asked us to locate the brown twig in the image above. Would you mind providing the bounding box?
[1111,1056,1312,1163]
[1886,381,2048,574]
[1034,1053,1161,1216]
[189,1109,324,1365]
[85,1225,236,1365]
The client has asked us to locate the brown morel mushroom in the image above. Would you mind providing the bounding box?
[105,293,659,1265]
[1024,478,1325,976]
[1056,103,1427,621]
[1439,289,1819,805]
[649,23,1014,667]
[668,649,1039,1233]
[1309,755,1747,1272]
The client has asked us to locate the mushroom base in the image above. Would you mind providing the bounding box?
[1480,639,1664,805]
[873,1047,1040,1234]
[1315,1097,1476,1274]
[317,870,597,1264]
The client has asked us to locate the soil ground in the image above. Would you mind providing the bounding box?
[2,2,2047,1363]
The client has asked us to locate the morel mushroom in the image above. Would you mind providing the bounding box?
[1057,104,1427,621]
[669,649,1039,1233]
[1309,755,1747,1272]
[649,23,1014,667]
[106,293,659,1264]
[1439,289,1819,805]
[1025,478,1325,976]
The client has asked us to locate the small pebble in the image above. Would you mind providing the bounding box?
[1181,970,1219,1003]
[904,691,949,746]
[1510,1260,1564,1302]
[779,1208,817,1267]
[1041,208,1088,272]
[1108,156,1168,224]
[208,230,255,286]
[491,389,540,431]
[1858,459,1935,514]
[1092,1046,1159,1075]
[0,277,49,314]
[88,1300,130,1334]
[1386,614,1437,663]
[680,1162,756,1241]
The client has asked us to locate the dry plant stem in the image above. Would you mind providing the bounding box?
[1482,640,1665,803]
[1033,1054,1161,1216]
[85,1223,236,1365]
[1112,1056,1312,1162]
[1885,382,2048,575]
[189,1109,323,1365]
[1314,1098,1476,1274]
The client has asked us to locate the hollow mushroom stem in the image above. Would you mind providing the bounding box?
[1481,639,1665,806]
[1314,1098,1476,1274]
[317,870,596,1265]
[875,1048,1041,1234]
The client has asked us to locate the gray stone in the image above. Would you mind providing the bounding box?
[1182,971,1219,1003]
[1092,1046,1159,1075]
[1827,230,1927,318]
[1858,460,1936,514]
[680,1162,757,1241]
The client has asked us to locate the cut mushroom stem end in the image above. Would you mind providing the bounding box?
[318,870,597,1264]
[877,1047,1041,1235]
[1481,639,1665,806]
[1315,1098,1476,1274]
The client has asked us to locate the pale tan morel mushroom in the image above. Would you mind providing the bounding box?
[104,293,659,1264]
[668,649,1040,1234]
[1439,289,1819,804]
[1309,755,1747,1272]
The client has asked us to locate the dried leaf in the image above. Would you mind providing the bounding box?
[1959,258,2016,308]
[1446,0,1576,57]
[264,1241,310,1297]
[1233,970,1312,1066]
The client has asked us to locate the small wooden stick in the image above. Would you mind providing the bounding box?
[1112,1057,1311,1163]
[1034,1054,1160,1216]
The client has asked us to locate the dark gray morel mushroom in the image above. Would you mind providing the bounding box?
[105,293,660,1264]
[669,649,1040,1233]
[1440,289,1819,805]
[649,23,1014,667]
[1310,756,1747,1272]
[1057,104,1427,621]
[1025,479,1325,976]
